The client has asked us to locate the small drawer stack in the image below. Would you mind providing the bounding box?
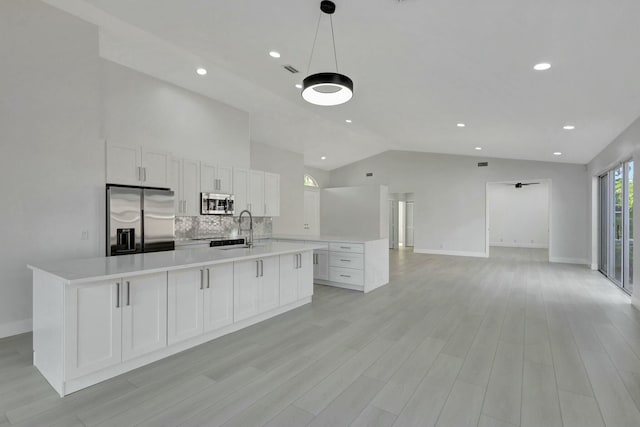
[328,242,364,288]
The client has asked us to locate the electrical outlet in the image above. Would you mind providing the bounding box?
[81,230,89,240]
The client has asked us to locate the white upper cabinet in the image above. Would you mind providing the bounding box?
[201,163,234,194]
[200,162,218,194]
[233,168,250,215]
[106,143,170,188]
[249,170,265,217]
[172,158,200,216]
[233,168,279,217]
[264,172,280,217]
[217,165,233,194]
[141,148,171,188]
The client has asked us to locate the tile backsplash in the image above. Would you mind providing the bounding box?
[175,216,272,240]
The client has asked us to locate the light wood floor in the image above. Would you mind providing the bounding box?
[2,249,640,426]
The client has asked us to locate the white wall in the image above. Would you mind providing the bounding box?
[320,185,389,239]
[587,115,640,307]
[103,61,250,167]
[488,183,549,249]
[251,142,304,235]
[0,0,103,337]
[330,151,587,263]
[0,1,254,337]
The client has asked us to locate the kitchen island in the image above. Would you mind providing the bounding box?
[28,242,319,396]
[272,235,389,293]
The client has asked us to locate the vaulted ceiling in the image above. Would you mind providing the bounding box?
[45,0,640,170]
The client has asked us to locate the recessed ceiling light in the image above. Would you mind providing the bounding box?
[533,62,551,71]
[196,68,207,76]
[269,51,281,58]
[295,83,302,89]
[321,156,327,160]
[345,119,352,123]
[563,125,575,130]
[475,147,482,151]
[457,123,466,128]
[553,152,562,156]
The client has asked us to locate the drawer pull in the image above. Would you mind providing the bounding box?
[340,274,351,278]
[340,246,350,249]
[340,259,351,262]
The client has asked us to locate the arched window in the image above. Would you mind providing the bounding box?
[304,174,319,188]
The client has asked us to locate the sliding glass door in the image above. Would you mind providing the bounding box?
[599,160,634,293]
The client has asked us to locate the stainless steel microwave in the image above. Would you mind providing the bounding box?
[201,193,234,215]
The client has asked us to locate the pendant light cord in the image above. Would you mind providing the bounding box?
[330,15,339,73]
[306,13,322,74]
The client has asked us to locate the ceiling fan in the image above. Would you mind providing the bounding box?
[509,182,540,189]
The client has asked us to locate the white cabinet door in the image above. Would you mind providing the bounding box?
[299,252,314,299]
[233,168,249,215]
[182,159,200,216]
[170,157,182,215]
[200,162,217,194]
[313,250,329,281]
[279,254,298,306]
[217,165,233,194]
[264,172,280,217]
[106,144,141,186]
[249,170,265,216]
[122,273,167,361]
[203,263,234,332]
[65,280,122,379]
[233,259,260,321]
[141,148,170,188]
[168,269,204,345]
[304,190,320,235]
[258,256,280,313]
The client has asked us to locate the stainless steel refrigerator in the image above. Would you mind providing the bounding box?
[106,185,175,256]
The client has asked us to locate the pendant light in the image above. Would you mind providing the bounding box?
[302,1,353,106]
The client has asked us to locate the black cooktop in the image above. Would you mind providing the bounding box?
[209,238,245,247]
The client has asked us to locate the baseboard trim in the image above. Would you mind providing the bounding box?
[549,257,589,265]
[490,243,549,249]
[0,318,32,339]
[413,248,488,258]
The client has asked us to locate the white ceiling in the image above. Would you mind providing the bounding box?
[45,0,640,170]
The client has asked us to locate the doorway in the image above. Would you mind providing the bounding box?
[487,180,551,261]
[303,190,320,236]
[389,195,415,250]
[598,160,634,294]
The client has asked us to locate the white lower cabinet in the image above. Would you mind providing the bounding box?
[122,273,167,361]
[37,250,313,396]
[313,250,329,281]
[65,272,167,379]
[233,256,280,321]
[203,264,234,332]
[65,279,122,379]
[168,264,234,345]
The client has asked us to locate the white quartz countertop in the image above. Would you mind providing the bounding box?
[272,234,386,243]
[28,242,322,284]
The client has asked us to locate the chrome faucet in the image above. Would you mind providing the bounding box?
[238,209,253,248]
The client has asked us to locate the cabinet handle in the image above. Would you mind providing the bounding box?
[299,254,303,268]
[340,259,351,262]
[340,246,350,250]
[116,282,121,308]
[207,268,211,289]
[184,200,187,213]
[137,167,142,182]
[256,260,259,278]
[142,167,147,182]
[340,274,351,278]
[126,281,131,306]
[200,270,204,289]
[260,259,264,277]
